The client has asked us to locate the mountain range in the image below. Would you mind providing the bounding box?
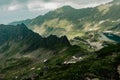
[0,24,87,80]
[10,0,120,39]
[0,0,120,80]
[9,0,120,52]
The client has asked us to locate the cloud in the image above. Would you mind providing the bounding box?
[7,4,22,11]
[0,0,113,11]
[27,1,61,11]
[27,0,113,11]
[44,2,60,9]
[0,0,25,11]
[0,0,11,6]
[0,0,113,24]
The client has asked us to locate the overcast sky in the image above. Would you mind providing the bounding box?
[0,0,113,24]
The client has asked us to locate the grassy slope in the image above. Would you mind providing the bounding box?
[1,44,120,80]
[9,0,120,39]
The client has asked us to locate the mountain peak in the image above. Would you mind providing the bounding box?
[16,23,28,29]
[58,5,75,11]
[60,5,74,9]
[55,5,75,13]
[0,24,70,52]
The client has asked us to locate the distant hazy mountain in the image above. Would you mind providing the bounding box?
[9,0,120,39]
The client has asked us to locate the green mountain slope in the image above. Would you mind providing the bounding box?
[1,39,120,80]
[10,0,120,39]
[39,44,120,80]
[0,24,90,80]
[0,24,70,62]
[1,0,120,79]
